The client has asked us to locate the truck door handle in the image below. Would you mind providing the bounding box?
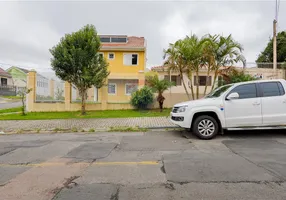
[283,100,286,103]
[253,102,260,106]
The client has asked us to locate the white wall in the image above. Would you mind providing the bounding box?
[36,74,49,96]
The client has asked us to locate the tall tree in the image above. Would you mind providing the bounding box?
[18,88,32,116]
[210,34,245,91]
[164,40,191,100]
[256,31,286,64]
[50,24,109,115]
[202,35,217,95]
[183,35,209,99]
[145,72,173,112]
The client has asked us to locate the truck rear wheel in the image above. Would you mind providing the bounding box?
[192,115,219,140]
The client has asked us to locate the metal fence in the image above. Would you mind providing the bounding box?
[0,85,16,96]
[71,85,98,103]
[35,73,65,102]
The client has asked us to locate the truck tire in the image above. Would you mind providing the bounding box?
[192,115,219,140]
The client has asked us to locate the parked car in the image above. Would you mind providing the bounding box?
[170,79,286,139]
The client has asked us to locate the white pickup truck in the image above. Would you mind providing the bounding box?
[170,79,286,139]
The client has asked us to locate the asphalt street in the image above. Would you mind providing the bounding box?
[0,101,21,110]
[1,130,286,200]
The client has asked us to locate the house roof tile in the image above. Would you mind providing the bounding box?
[0,67,12,78]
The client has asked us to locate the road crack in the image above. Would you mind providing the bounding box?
[110,187,119,200]
[224,144,285,181]
[51,176,80,199]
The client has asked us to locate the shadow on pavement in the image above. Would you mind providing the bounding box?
[223,129,286,139]
[178,129,286,140]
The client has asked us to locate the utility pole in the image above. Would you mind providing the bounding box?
[273,0,278,77]
[273,19,277,76]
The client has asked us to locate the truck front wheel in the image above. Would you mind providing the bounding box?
[192,115,219,140]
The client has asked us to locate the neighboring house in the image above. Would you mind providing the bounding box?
[82,35,146,102]
[151,65,286,107]
[0,67,13,86]
[6,66,29,87]
[6,66,50,96]
[151,66,213,105]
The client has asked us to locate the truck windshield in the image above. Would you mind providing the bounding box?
[205,85,232,98]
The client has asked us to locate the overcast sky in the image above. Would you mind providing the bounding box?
[0,0,285,73]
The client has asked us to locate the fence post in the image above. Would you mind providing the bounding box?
[50,79,55,98]
[64,82,71,111]
[26,70,36,112]
[101,80,108,110]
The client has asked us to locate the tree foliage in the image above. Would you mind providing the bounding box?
[163,34,244,100]
[207,34,245,90]
[218,67,257,85]
[256,31,286,63]
[50,24,109,115]
[163,40,190,99]
[130,86,154,110]
[145,72,173,112]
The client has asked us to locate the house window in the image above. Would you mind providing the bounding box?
[108,83,116,95]
[1,78,7,86]
[123,54,138,66]
[100,37,111,43]
[125,83,138,95]
[108,53,115,60]
[194,76,212,86]
[99,53,104,59]
[111,37,127,43]
[164,75,181,86]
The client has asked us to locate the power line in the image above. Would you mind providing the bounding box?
[0,62,52,70]
[277,0,280,22]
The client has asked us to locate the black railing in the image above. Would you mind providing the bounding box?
[0,85,26,96]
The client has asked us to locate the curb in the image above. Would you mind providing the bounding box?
[0,126,182,135]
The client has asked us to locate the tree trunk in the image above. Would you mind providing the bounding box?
[81,91,86,115]
[187,70,195,100]
[203,67,211,96]
[21,95,25,116]
[159,101,163,112]
[211,68,219,91]
[180,71,190,100]
[157,93,165,112]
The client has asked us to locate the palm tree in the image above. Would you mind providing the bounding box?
[163,40,191,100]
[145,72,173,112]
[183,35,209,99]
[201,35,218,96]
[210,35,246,91]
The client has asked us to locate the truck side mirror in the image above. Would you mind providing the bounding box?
[227,92,239,100]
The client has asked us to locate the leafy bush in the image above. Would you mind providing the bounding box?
[219,67,257,86]
[130,86,154,110]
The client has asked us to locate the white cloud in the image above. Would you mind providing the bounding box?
[0,1,285,72]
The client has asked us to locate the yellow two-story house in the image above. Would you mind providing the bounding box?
[84,35,146,105]
[100,35,146,102]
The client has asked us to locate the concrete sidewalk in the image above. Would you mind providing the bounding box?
[0,117,176,132]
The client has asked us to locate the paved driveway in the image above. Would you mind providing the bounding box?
[0,130,286,199]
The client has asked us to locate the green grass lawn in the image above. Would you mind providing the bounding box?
[0,108,171,120]
[1,96,22,100]
[0,107,22,114]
